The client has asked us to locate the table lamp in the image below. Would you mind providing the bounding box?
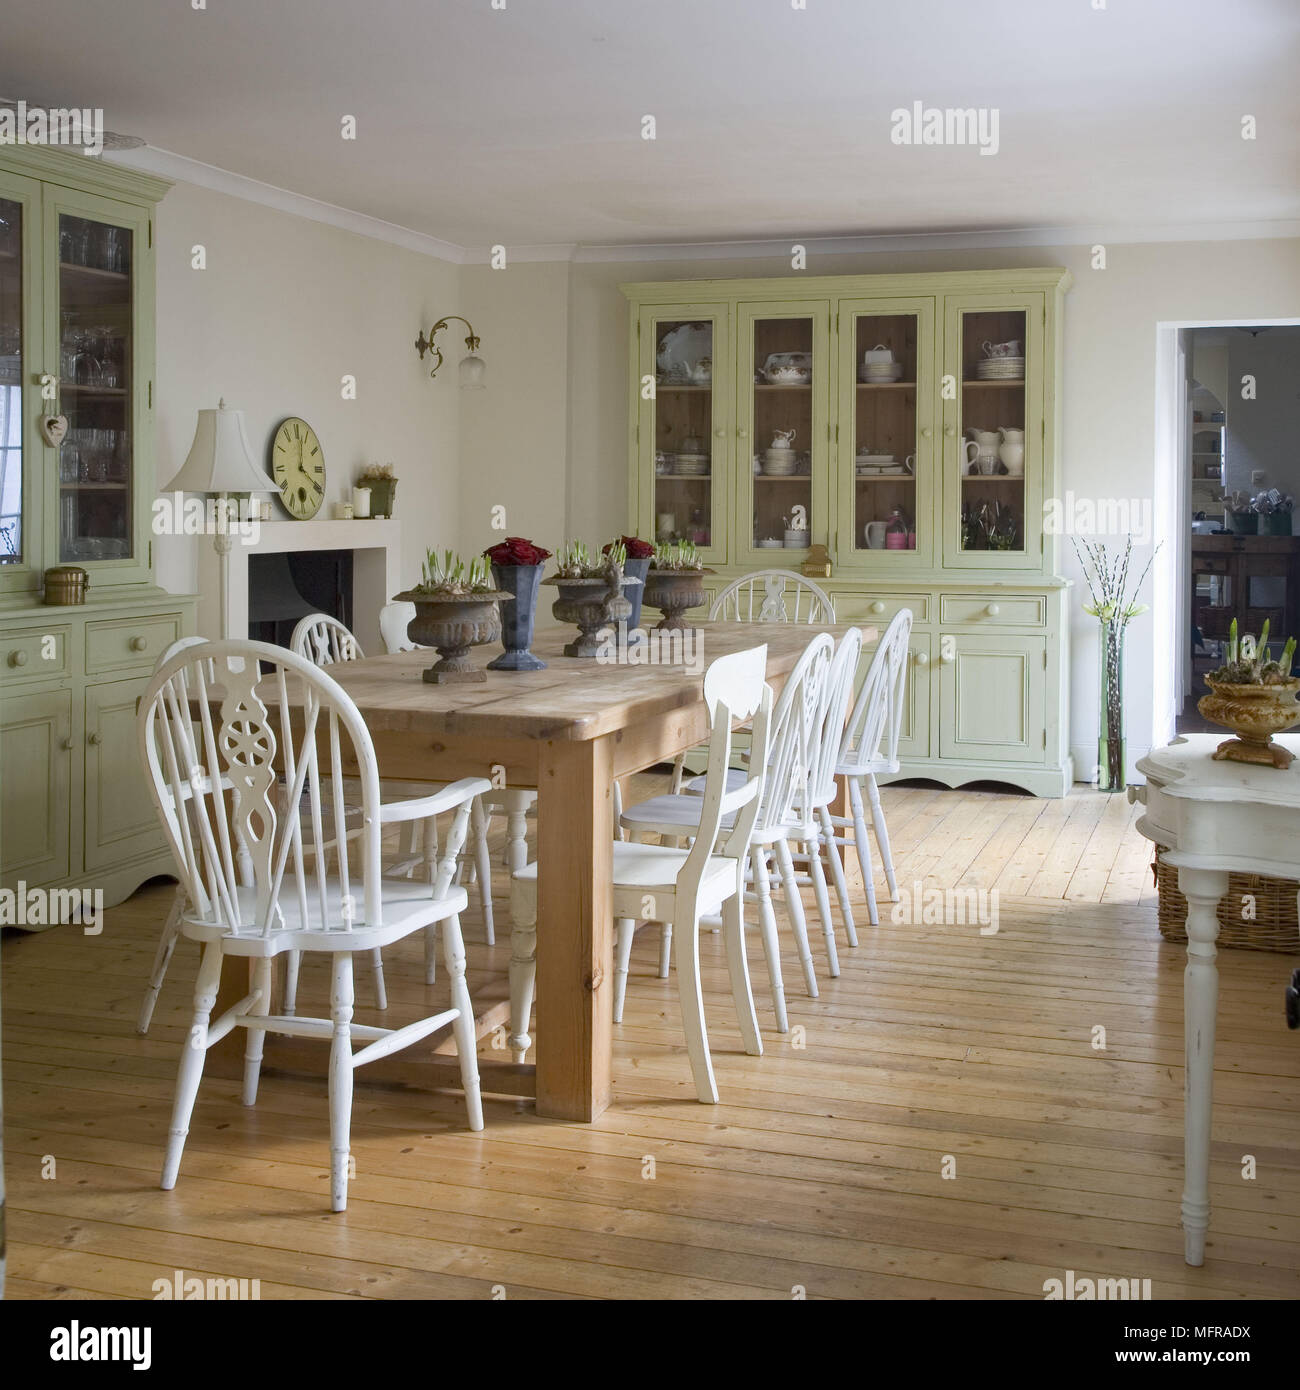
[164,399,276,638]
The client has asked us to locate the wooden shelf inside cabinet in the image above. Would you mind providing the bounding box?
[60,482,128,492]
[753,383,814,392]
[755,475,812,483]
[962,474,1024,483]
[655,383,712,393]
[855,382,917,391]
[962,380,1025,389]
[60,384,128,399]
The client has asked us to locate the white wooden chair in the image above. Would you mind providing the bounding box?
[509,644,773,1102]
[138,639,487,1210]
[668,569,836,796]
[618,633,834,1033]
[709,569,836,625]
[291,613,496,947]
[826,609,913,923]
[378,601,540,873]
[136,637,382,1031]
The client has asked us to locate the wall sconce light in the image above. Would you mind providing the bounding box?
[415,315,486,389]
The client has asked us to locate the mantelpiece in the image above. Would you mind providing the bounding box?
[623,268,1072,795]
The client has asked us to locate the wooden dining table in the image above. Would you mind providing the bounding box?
[232,619,873,1123]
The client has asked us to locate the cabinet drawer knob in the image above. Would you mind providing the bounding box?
[737,426,748,439]
[939,650,955,664]
[921,427,933,439]
[60,736,73,751]
[129,635,148,652]
[985,603,1000,617]
[944,424,955,438]
[870,600,886,615]
[714,427,725,438]
[8,649,28,667]
[914,650,929,667]
[88,732,102,745]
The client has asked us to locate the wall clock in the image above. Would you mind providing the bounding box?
[270,416,326,520]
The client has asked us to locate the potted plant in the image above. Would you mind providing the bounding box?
[642,541,713,631]
[1253,489,1294,537]
[358,463,397,518]
[1199,618,1300,768]
[1074,536,1157,792]
[392,549,508,684]
[603,534,654,639]
[543,541,638,658]
[483,536,551,671]
[1222,489,1258,536]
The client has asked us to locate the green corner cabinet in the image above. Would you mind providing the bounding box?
[623,268,1073,796]
[0,146,194,919]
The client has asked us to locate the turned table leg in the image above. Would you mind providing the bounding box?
[1177,865,1227,1267]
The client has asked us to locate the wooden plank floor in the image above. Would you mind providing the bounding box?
[4,778,1299,1300]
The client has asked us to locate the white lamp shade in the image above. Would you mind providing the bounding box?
[165,400,276,494]
[458,354,487,390]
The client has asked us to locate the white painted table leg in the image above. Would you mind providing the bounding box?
[1177,865,1227,1267]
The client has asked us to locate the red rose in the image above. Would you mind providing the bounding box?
[602,534,654,560]
[485,536,551,566]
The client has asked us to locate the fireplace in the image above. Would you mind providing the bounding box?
[248,549,353,649]
[211,519,401,655]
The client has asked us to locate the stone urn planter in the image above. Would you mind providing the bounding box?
[1198,676,1300,768]
[391,588,508,683]
[641,568,712,631]
[487,562,547,671]
[545,570,638,658]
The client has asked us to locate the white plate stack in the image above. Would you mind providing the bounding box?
[675,452,710,476]
[975,357,1024,381]
[859,361,904,384]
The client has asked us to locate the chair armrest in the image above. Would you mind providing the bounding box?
[378,776,493,824]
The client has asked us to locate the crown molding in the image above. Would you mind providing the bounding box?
[570,219,1300,264]
[107,144,466,263]
[102,144,1300,269]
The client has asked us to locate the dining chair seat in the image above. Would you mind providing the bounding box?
[182,878,471,954]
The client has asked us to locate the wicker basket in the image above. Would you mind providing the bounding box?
[1154,847,1300,952]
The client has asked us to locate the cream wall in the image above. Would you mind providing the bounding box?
[458,262,569,625]
[561,238,1300,779]
[152,180,461,637]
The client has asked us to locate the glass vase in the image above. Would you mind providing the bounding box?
[1097,618,1126,792]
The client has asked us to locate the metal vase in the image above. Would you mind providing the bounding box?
[488,562,547,671]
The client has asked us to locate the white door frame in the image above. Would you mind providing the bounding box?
[1153,318,1300,751]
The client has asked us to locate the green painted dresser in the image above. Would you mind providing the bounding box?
[623,268,1072,796]
[0,146,195,915]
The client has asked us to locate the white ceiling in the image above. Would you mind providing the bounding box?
[3,0,1297,255]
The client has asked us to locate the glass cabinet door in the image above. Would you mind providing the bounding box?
[635,304,728,564]
[43,187,151,583]
[0,172,41,590]
[944,293,1044,569]
[736,301,830,567]
[836,297,935,568]
[55,208,135,563]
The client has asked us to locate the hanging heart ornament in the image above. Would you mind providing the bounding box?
[40,413,68,448]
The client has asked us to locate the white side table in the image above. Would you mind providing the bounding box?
[1132,733,1300,1265]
